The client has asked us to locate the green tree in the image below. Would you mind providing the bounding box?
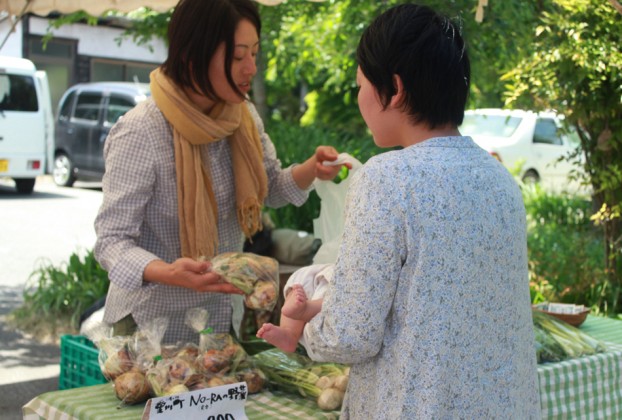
[47,1,543,131]
[258,0,543,130]
[503,0,622,313]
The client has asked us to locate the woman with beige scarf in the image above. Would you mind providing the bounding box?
[94,0,346,344]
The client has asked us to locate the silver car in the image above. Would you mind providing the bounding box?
[53,82,150,186]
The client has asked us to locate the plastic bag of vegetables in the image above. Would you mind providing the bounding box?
[532,309,607,363]
[210,252,279,311]
[92,334,152,405]
[147,357,266,398]
[87,317,168,381]
[86,318,169,406]
[98,335,135,381]
[146,337,266,397]
[251,348,349,411]
[146,311,265,399]
[131,317,169,372]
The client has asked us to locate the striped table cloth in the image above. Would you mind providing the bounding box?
[23,384,339,420]
[537,343,622,419]
[580,315,622,345]
[22,315,622,420]
[536,315,622,420]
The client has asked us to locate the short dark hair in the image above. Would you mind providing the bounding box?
[162,0,261,100]
[356,4,470,128]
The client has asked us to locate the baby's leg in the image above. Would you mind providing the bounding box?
[256,316,304,353]
[282,284,323,322]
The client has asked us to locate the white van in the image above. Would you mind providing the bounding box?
[0,56,54,193]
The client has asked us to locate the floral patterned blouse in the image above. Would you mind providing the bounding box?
[304,137,541,419]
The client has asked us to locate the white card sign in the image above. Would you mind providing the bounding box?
[143,382,248,420]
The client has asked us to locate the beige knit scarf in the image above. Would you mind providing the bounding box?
[150,68,267,260]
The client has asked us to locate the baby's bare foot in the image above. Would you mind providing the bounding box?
[256,323,298,353]
[282,285,309,320]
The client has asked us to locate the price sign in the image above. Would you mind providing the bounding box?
[142,382,248,420]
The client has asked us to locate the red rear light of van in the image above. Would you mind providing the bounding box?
[28,160,41,170]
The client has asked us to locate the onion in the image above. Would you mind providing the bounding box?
[163,383,189,396]
[237,369,266,394]
[201,349,230,374]
[317,388,344,411]
[114,371,150,405]
[333,375,349,392]
[103,348,133,380]
[315,375,335,390]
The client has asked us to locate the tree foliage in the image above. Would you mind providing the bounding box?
[503,0,622,313]
[41,1,622,312]
[46,7,170,51]
[48,1,543,131]
[258,0,543,133]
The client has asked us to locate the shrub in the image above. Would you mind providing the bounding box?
[8,250,109,341]
[523,184,612,314]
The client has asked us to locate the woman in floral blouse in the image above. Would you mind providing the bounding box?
[303,4,541,419]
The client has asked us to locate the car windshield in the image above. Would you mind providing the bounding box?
[460,114,522,138]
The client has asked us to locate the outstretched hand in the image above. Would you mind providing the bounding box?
[292,145,352,189]
[145,257,245,294]
[314,146,353,180]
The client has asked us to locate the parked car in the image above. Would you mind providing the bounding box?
[53,82,150,186]
[459,108,585,193]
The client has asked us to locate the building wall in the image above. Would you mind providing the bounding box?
[0,17,23,57]
[2,14,166,113]
[27,16,167,63]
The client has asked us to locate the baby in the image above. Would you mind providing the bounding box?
[256,263,333,353]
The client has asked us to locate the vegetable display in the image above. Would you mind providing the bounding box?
[251,348,350,411]
[88,312,266,406]
[146,335,266,398]
[533,309,607,363]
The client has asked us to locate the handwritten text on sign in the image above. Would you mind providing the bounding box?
[146,381,248,420]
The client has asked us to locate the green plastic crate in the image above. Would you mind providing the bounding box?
[59,335,107,389]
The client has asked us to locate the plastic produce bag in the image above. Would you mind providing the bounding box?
[87,319,168,406]
[210,252,279,311]
[147,311,265,397]
[313,153,363,264]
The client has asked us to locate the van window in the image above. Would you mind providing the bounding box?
[0,74,39,112]
[74,92,102,121]
[534,119,563,145]
[105,96,135,124]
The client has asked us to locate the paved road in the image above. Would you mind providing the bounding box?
[0,175,102,288]
[0,175,103,419]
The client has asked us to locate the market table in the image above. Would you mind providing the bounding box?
[23,386,339,420]
[537,315,622,419]
[580,315,622,345]
[22,315,622,420]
